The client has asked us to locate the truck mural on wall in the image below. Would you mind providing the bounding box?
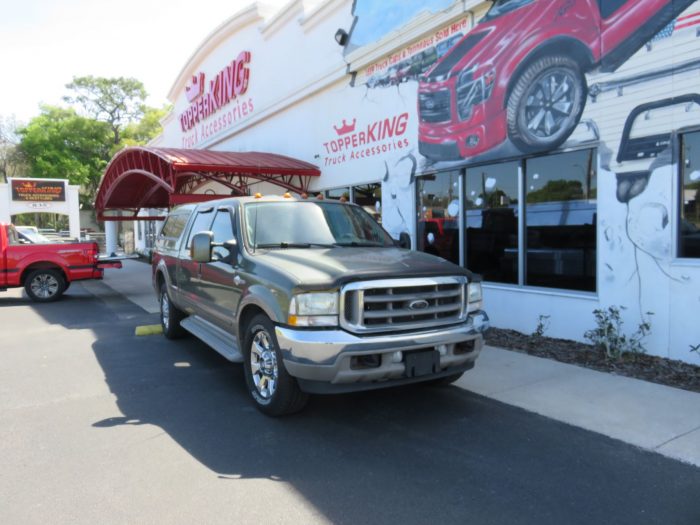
[416,0,697,162]
[350,0,698,164]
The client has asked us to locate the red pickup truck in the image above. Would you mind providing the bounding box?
[0,223,121,302]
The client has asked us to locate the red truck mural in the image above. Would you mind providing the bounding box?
[0,223,121,302]
[417,0,696,161]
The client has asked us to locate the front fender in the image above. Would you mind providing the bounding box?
[236,284,287,337]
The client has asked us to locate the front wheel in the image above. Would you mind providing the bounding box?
[243,314,308,416]
[24,269,66,302]
[160,287,186,339]
[506,55,587,153]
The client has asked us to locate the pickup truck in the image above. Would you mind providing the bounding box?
[0,223,122,302]
[152,195,489,416]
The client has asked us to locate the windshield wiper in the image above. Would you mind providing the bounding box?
[332,241,385,247]
[256,242,335,249]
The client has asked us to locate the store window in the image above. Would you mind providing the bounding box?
[325,187,350,201]
[352,183,382,223]
[465,161,519,284]
[525,149,597,291]
[417,171,460,265]
[680,131,700,258]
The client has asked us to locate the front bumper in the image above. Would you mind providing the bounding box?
[275,311,489,393]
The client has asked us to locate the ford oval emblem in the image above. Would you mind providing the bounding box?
[408,299,429,310]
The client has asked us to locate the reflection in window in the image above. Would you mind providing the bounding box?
[465,162,519,284]
[186,210,214,249]
[681,132,700,258]
[325,187,350,201]
[352,183,382,223]
[525,149,597,291]
[417,171,460,265]
[210,210,235,262]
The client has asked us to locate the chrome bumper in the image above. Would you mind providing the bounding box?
[275,311,489,390]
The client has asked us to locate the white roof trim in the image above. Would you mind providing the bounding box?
[167,3,265,101]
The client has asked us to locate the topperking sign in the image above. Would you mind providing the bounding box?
[11,178,66,203]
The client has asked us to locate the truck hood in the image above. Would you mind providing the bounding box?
[424,5,539,82]
[254,247,473,289]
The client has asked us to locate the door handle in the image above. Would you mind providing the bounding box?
[233,274,245,286]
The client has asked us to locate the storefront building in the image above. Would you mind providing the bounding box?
[144,0,700,364]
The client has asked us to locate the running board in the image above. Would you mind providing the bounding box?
[180,316,243,363]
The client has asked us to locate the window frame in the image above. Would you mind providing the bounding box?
[678,128,700,260]
[415,145,599,294]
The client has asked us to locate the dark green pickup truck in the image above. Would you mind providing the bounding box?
[152,195,489,415]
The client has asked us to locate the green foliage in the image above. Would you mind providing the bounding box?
[18,105,112,204]
[0,115,26,182]
[64,76,148,144]
[117,104,170,154]
[18,75,165,206]
[584,306,652,360]
[527,179,584,203]
[532,314,551,338]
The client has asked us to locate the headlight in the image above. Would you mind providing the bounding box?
[467,282,483,313]
[456,66,495,121]
[288,292,338,327]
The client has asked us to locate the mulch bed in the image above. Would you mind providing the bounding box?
[485,328,700,394]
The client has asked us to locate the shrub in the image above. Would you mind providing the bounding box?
[583,306,652,360]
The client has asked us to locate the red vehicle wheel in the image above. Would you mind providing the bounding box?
[507,55,587,153]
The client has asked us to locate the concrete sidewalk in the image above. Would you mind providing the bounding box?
[103,259,700,467]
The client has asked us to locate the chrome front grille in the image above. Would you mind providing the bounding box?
[340,277,467,334]
[419,90,452,123]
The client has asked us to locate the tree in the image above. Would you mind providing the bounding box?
[64,76,147,145]
[0,115,26,182]
[117,104,171,154]
[19,106,112,205]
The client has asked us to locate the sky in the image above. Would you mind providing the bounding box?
[0,0,278,124]
[349,0,453,48]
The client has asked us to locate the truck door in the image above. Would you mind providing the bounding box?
[196,208,243,330]
[176,208,214,315]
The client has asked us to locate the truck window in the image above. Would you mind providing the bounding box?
[161,213,190,240]
[597,0,629,19]
[7,226,21,245]
[210,210,235,261]
[185,210,214,249]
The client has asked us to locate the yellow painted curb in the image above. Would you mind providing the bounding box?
[135,324,163,336]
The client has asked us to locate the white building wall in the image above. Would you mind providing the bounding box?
[153,0,700,365]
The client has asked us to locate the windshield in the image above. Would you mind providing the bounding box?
[244,201,394,249]
[482,0,534,21]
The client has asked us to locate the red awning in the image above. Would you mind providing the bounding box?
[95,147,320,220]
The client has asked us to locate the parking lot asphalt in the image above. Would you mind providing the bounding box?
[107,260,700,467]
[1,275,700,524]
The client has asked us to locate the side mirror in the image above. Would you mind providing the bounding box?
[191,231,214,263]
[397,232,412,250]
[223,239,239,262]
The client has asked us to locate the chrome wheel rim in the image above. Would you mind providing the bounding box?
[161,291,170,328]
[524,68,577,139]
[30,274,59,299]
[250,330,278,399]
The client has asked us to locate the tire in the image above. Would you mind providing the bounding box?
[423,371,465,387]
[242,314,309,416]
[506,55,587,153]
[24,269,66,303]
[159,287,187,339]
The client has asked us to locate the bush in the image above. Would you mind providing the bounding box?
[583,306,652,361]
